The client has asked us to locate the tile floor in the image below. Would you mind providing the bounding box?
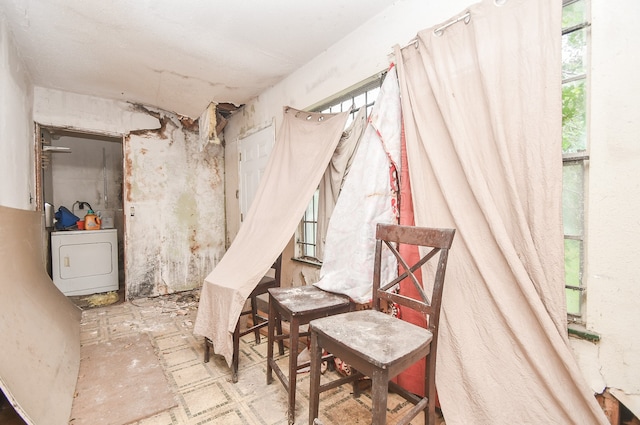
[78,290,445,425]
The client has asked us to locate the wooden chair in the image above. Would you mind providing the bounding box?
[204,254,284,383]
[266,285,352,425]
[308,223,455,425]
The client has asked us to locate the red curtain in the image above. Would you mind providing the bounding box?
[394,122,429,398]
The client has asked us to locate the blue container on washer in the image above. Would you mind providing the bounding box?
[54,206,80,230]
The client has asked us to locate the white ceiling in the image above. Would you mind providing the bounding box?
[1,0,397,118]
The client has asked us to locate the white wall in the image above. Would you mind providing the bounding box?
[568,0,640,416]
[0,13,34,209]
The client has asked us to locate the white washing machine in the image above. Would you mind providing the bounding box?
[51,229,119,296]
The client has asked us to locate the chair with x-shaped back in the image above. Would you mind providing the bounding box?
[308,223,455,425]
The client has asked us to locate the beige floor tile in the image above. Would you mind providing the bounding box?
[170,362,213,388]
[156,333,192,351]
[135,409,174,425]
[163,347,200,368]
[180,382,232,418]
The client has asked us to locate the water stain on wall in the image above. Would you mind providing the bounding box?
[124,106,225,299]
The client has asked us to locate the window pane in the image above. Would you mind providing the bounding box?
[304,222,315,245]
[565,238,582,316]
[564,238,582,287]
[305,200,314,217]
[562,0,586,29]
[562,79,587,153]
[562,28,586,79]
[367,87,380,105]
[562,161,584,237]
[566,287,581,316]
[366,104,374,119]
[345,114,354,127]
[353,93,366,109]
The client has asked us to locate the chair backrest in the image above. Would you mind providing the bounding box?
[372,223,455,335]
[272,254,283,285]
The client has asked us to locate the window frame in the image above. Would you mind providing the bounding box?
[562,0,590,322]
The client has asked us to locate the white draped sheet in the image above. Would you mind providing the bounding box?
[194,107,348,366]
[315,106,367,261]
[395,0,608,423]
[314,67,402,303]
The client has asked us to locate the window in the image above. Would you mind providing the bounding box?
[299,190,319,259]
[562,0,589,320]
[296,76,383,262]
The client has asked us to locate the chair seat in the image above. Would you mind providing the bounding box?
[310,309,433,370]
[269,285,351,318]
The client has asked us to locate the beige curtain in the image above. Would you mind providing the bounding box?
[316,106,367,261]
[395,0,608,423]
[194,107,348,365]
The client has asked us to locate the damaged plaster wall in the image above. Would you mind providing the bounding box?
[124,109,225,298]
[34,88,226,299]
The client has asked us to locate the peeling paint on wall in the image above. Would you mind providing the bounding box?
[124,107,225,299]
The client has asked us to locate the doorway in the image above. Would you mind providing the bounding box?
[36,125,126,296]
[238,124,274,223]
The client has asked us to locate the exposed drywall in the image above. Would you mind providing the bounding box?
[568,0,640,416]
[0,14,34,209]
[0,206,82,425]
[124,109,225,299]
[34,90,227,300]
[223,0,475,286]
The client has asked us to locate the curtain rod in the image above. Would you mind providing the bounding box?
[398,10,471,49]
[400,0,509,49]
[433,11,471,37]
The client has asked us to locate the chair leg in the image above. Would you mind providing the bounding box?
[276,315,284,355]
[370,369,389,425]
[287,316,300,425]
[352,367,361,398]
[204,337,210,363]
[308,331,322,425]
[425,353,437,425]
[266,298,276,385]
[232,323,240,383]
[250,295,261,344]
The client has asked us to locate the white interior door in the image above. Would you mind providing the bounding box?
[238,124,274,222]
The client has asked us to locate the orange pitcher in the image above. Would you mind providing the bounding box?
[84,209,101,230]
